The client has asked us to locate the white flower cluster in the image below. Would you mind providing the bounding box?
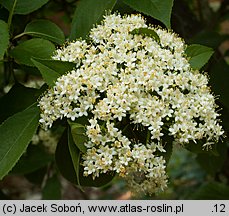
[38,14,223,194]
[82,119,167,194]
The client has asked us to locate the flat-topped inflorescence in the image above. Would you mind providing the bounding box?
[38,14,223,195]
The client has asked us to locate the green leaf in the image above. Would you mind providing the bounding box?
[32,58,75,74]
[131,28,160,43]
[55,130,115,187]
[70,0,117,40]
[0,83,40,123]
[11,145,53,175]
[68,120,87,153]
[31,58,75,87]
[55,129,77,183]
[0,20,9,60]
[123,0,174,28]
[185,140,219,156]
[192,182,229,199]
[196,141,227,176]
[185,44,214,70]
[10,38,55,66]
[112,0,135,14]
[72,116,90,126]
[210,59,229,110]
[22,19,65,45]
[189,31,228,49]
[0,0,49,15]
[42,174,62,200]
[68,128,81,188]
[32,60,60,87]
[0,104,40,180]
[185,140,208,154]
[77,164,115,188]
[220,104,229,133]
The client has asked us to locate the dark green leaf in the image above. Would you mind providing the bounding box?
[77,166,115,188]
[10,38,55,66]
[11,145,53,175]
[220,104,229,132]
[23,19,65,45]
[188,31,229,49]
[68,128,81,187]
[42,174,62,200]
[210,59,229,110]
[32,58,75,74]
[196,141,227,175]
[55,129,77,183]
[72,116,90,126]
[123,0,174,28]
[192,182,229,199]
[0,104,40,180]
[185,140,219,156]
[70,0,117,40]
[131,28,160,43]
[0,83,39,123]
[68,120,87,153]
[32,59,60,87]
[185,140,208,154]
[55,130,115,187]
[112,0,134,14]
[185,44,214,70]
[0,0,49,15]
[0,20,9,60]
[31,58,75,86]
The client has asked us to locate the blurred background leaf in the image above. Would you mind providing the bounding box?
[0,20,9,60]
[42,174,62,200]
[191,182,229,199]
[0,0,49,15]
